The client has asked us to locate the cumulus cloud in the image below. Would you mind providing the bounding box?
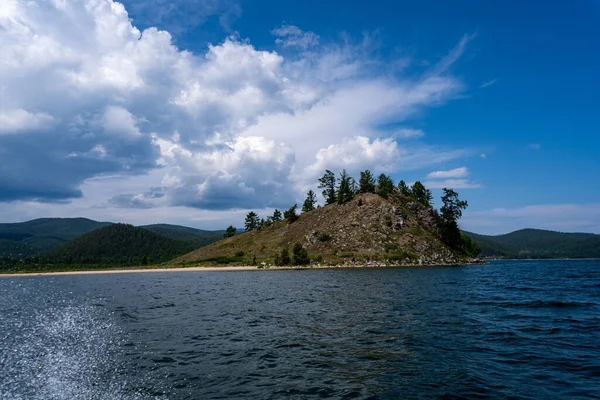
[0,0,474,213]
[272,24,320,49]
[462,203,600,234]
[427,167,468,179]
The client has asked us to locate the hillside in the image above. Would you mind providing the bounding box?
[175,193,472,266]
[141,224,224,248]
[44,224,195,265]
[0,218,112,257]
[464,229,600,259]
[0,218,225,258]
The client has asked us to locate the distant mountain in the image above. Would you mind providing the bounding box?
[45,224,195,265]
[141,224,224,248]
[464,229,600,259]
[0,218,225,258]
[0,218,111,257]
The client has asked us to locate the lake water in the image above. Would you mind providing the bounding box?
[1,260,599,399]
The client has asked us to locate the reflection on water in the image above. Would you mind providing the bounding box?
[1,260,599,399]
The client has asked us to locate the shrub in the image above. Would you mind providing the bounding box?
[235,251,245,257]
[280,247,291,265]
[316,232,332,242]
[292,243,310,265]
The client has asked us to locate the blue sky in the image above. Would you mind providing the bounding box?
[0,0,598,234]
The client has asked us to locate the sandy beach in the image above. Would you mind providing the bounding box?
[0,266,261,277]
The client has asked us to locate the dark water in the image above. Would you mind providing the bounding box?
[1,260,600,399]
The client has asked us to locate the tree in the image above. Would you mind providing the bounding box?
[244,211,260,231]
[258,218,266,230]
[337,169,354,204]
[280,247,291,265]
[398,180,411,196]
[318,170,337,205]
[292,243,310,265]
[438,188,469,250]
[411,181,433,208]
[272,209,282,222]
[377,174,394,198]
[224,225,237,238]
[302,190,317,212]
[284,204,299,223]
[359,170,376,193]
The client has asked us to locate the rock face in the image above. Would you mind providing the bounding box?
[174,192,467,266]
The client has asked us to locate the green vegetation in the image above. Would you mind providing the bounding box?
[141,224,224,247]
[464,229,600,259]
[284,204,299,223]
[244,211,260,232]
[359,170,376,193]
[318,169,337,205]
[302,190,317,212]
[44,224,194,265]
[224,225,237,238]
[292,243,310,265]
[376,174,394,199]
[0,218,112,257]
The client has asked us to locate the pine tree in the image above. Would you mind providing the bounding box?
[438,188,469,250]
[272,209,282,221]
[223,225,237,238]
[376,174,394,198]
[318,170,337,205]
[359,170,376,193]
[280,247,291,265]
[292,243,310,265]
[284,204,299,223]
[398,180,411,196]
[302,190,317,212]
[244,211,260,231]
[411,181,433,208]
[337,169,354,204]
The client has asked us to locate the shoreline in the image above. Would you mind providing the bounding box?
[0,261,483,277]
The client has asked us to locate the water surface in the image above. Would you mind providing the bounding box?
[1,260,599,399]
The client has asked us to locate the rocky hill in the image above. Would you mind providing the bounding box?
[175,192,474,266]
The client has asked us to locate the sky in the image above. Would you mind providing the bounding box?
[0,0,599,235]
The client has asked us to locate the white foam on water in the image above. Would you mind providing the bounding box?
[1,301,166,400]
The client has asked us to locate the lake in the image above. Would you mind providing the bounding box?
[1,260,599,399]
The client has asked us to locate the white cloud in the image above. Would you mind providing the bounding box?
[422,179,481,189]
[0,0,475,216]
[0,109,55,134]
[427,167,468,179]
[272,24,319,49]
[462,203,600,234]
[529,143,541,150]
[479,79,497,89]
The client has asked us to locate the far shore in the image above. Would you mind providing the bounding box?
[0,261,484,277]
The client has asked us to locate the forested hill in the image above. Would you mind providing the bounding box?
[44,224,196,265]
[0,218,111,257]
[141,224,224,248]
[0,218,223,257]
[464,229,600,259]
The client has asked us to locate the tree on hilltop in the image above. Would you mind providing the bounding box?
[302,190,317,212]
[411,181,433,208]
[244,211,260,232]
[224,225,237,238]
[359,170,376,193]
[376,174,394,198]
[318,170,337,205]
[337,169,354,204]
[272,209,282,221]
[284,204,299,223]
